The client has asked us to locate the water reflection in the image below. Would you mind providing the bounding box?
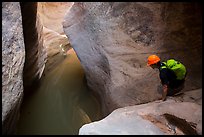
[16,48,101,135]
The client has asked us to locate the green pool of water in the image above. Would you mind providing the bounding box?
[16,49,101,135]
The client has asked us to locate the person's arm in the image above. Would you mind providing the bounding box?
[162,84,168,101]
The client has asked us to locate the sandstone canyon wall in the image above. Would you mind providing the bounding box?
[2,2,25,134]
[37,2,73,34]
[2,2,73,134]
[63,2,202,116]
[2,2,46,134]
[20,3,47,92]
[37,2,73,73]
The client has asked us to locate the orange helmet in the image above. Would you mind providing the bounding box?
[147,55,160,66]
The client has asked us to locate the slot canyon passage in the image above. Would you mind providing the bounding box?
[2,2,202,135]
[16,49,102,135]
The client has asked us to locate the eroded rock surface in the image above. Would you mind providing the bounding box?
[63,2,202,116]
[42,26,71,73]
[37,2,72,73]
[79,97,202,135]
[21,3,47,92]
[2,2,48,134]
[2,2,25,134]
[37,2,73,34]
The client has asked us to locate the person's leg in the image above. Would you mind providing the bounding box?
[167,87,175,96]
[167,81,185,96]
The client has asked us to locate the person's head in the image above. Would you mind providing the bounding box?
[147,55,161,69]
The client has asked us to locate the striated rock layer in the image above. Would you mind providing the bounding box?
[2,2,25,134]
[20,2,47,93]
[37,2,73,73]
[63,2,202,116]
[2,2,47,134]
[37,2,74,34]
[42,26,71,73]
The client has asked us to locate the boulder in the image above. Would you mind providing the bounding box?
[79,98,202,135]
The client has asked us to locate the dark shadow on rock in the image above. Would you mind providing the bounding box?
[163,113,198,135]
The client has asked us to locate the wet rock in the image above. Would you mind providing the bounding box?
[42,26,71,73]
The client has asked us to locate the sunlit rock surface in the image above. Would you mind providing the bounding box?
[63,2,202,116]
[37,2,73,73]
[37,2,73,34]
[79,97,202,135]
[2,2,25,134]
[42,26,71,73]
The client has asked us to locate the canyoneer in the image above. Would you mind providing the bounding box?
[147,55,187,101]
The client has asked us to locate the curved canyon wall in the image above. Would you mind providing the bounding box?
[37,2,73,73]
[20,2,47,92]
[2,2,47,134]
[2,2,73,134]
[63,2,202,116]
[37,2,73,34]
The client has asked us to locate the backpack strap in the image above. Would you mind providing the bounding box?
[160,62,167,70]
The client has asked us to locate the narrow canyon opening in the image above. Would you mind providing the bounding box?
[16,2,102,135]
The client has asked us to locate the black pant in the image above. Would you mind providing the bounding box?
[167,79,185,96]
